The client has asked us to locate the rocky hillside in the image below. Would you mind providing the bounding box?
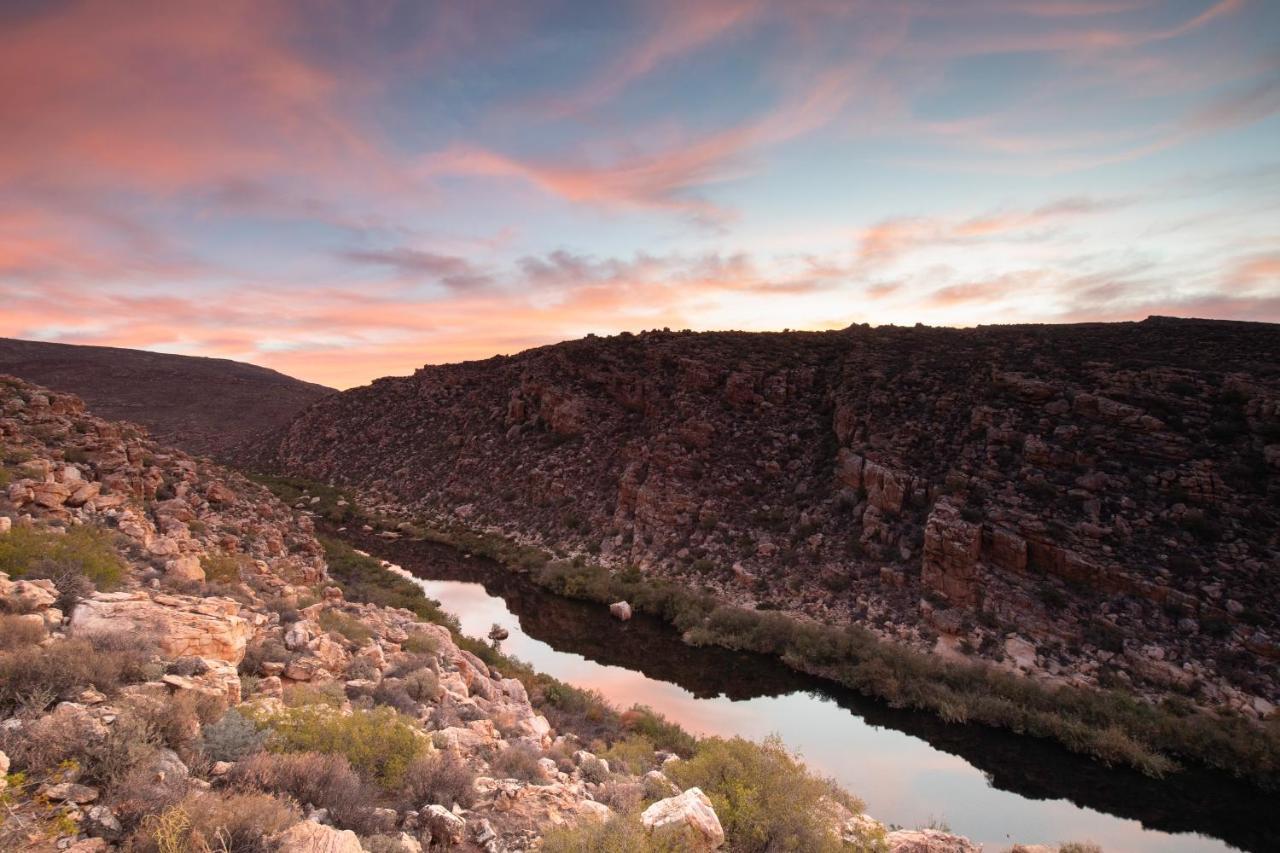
[0,337,332,460]
[1,375,1013,852]
[271,318,1280,721]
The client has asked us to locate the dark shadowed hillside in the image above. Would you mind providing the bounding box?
[0,337,332,459]
[272,317,1280,722]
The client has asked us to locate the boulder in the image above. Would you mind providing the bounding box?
[276,820,364,853]
[884,828,982,853]
[641,787,724,850]
[421,804,466,846]
[609,601,633,621]
[165,555,206,583]
[0,573,58,613]
[70,591,251,663]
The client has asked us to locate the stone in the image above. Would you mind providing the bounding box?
[609,601,632,621]
[0,750,8,792]
[165,554,206,583]
[41,781,99,803]
[921,500,983,607]
[69,591,251,663]
[0,573,58,613]
[884,828,982,852]
[276,820,364,853]
[641,787,725,850]
[84,804,124,841]
[421,804,466,847]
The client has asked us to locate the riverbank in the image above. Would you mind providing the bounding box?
[253,473,1280,791]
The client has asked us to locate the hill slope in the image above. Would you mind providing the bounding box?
[272,317,1280,718]
[0,337,332,459]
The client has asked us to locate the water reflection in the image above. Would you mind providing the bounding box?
[349,532,1271,853]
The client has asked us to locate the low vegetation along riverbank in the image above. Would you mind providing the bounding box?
[252,474,1280,792]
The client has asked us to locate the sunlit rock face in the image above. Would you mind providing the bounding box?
[271,318,1280,715]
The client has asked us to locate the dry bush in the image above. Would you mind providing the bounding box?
[108,757,191,829]
[0,631,153,712]
[239,636,292,676]
[396,753,476,811]
[228,751,378,834]
[490,742,546,784]
[0,613,45,650]
[384,652,438,679]
[599,780,644,812]
[318,608,374,644]
[125,691,226,765]
[1,704,103,775]
[128,791,298,853]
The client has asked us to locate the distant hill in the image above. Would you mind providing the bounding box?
[0,337,332,459]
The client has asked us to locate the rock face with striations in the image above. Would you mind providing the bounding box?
[270,318,1279,715]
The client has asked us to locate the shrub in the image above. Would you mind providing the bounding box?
[319,608,374,644]
[603,734,656,775]
[541,811,681,853]
[200,553,245,584]
[1059,844,1103,853]
[201,709,266,762]
[401,631,440,655]
[239,636,292,676]
[396,753,477,810]
[579,755,611,784]
[261,705,426,789]
[668,736,861,853]
[129,791,298,853]
[0,613,45,650]
[0,524,125,591]
[319,537,459,630]
[0,632,152,712]
[283,681,346,708]
[490,741,546,784]
[229,751,377,833]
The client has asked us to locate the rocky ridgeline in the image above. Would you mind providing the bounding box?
[0,375,999,851]
[270,318,1279,716]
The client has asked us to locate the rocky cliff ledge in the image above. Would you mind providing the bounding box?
[271,319,1279,722]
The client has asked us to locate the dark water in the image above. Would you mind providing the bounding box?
[348,532,1274,853]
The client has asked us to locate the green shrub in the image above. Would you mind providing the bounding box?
[260,705,426,789]
[401,630,440,655]
[318,608,374,644]
[603,734,657,775]
[283,681,347,708]
[542,811,683,853]
[668,736,862,853]
[0,524,125,591]
[319,536,459,631]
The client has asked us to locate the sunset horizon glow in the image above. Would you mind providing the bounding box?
[2,0,1277,388]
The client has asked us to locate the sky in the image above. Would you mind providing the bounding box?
[1,0,1277,389]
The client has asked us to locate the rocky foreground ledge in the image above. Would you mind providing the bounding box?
[0,376,1085,851]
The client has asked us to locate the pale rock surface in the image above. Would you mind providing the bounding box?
[276,819,364,853]
[69,591,250,663]
[641,787,725,850]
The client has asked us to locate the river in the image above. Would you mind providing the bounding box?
[347,532,1272,853]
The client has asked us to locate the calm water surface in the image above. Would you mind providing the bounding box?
[348,532,1272,853]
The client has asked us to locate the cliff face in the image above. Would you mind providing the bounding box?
[273,318,1280,714]
[0,337,333,460]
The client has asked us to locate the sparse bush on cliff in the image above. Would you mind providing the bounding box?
[259,704,426,789]
[491,741,547,784]
[541,811,682,853]
[229,751,378,834]
[128,791,298,853]
[668,735,863,853]
[200,708,266,762]
[0,631,152,713]
[397,752,477,810]
[0,524,125,595]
